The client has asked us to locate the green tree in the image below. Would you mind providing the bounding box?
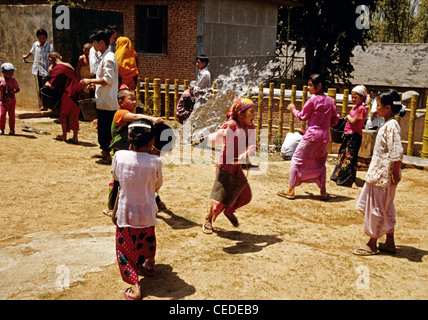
[277,0,376,85]
[369,0,428,43]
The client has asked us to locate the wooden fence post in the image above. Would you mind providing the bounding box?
[289,85,296,133]
[144,78,149,109]
[268,82,274,142]
[301,85,308,131]
[422,96,428,158]
[278,83,285,139]
[327,88,337,154]
[256,84,263,144]
[407,94,418,156]
[342,89,349,117]
[165,79,170,120]
[174,79,179,122]
[153,78,161,117]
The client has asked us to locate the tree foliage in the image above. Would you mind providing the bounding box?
[369,0,428,43]
[277,0,376,85]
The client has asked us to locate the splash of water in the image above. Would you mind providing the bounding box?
[181,59,279,144]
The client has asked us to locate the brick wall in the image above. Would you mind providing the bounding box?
[2,0,199,83]
[82,0,198,83]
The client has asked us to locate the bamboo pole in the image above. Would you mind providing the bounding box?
[135,78,140,101]
[144,78,149,109]
[342,89,349,117]
[278,83,285,139]
[327,88,337,154]
[174,79,179,122]
[422,96,428,158]
[289,85,296,133]
[407,94,418,156]
[268,82,274,142]
[153,78,161,117]
[301,85,308,131]
[256,83,263,143]
[164,79,170,120]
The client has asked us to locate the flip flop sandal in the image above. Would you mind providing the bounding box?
[21,125,36,133]
[124,288,137,300]
[224,212,239,227]
[202,218,213,234]
[277,190,295,200]
[352,248,379,256]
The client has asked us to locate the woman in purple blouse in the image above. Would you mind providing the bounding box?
[277,74,340,201]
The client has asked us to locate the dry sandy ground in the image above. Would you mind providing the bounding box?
[0,114,427,300]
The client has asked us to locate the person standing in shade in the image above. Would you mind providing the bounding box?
[80,28,119,164]
[23,29,54,110]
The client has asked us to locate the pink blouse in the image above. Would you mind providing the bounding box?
[292,94,339,143]
[344,104,367,135]
[218,119,256,165]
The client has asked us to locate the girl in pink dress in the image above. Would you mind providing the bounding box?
[353,89,405,256]
[277,74,339,200]
[0,63,20,135]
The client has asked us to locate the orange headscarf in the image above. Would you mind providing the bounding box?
[115,37,138,79]
[227,97,254,120]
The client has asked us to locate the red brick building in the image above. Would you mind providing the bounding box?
[0,0,301,82]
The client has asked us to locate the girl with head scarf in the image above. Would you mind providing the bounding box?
[330,84,368,188]
[203,98,256,234]
[115,37,139,91]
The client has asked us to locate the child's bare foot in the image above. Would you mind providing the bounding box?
[352,182,358,189]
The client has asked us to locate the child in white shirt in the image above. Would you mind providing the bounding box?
[112,119,163,300]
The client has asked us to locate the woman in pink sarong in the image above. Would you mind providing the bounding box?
[277,74,339,200]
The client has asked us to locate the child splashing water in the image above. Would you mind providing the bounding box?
[353,89,405,256]
[203,98,256,234]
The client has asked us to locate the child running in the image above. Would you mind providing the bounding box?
[353,89,405,256]
[0,63,20,135]
[203,97,256,234]
[112,119,163,300]
[330,85,368,188]
[277,74,339,200]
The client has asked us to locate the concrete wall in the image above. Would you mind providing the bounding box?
[0,5,53,108]
[198,0,278,80]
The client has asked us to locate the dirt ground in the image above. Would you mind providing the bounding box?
[0,111,427,300]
